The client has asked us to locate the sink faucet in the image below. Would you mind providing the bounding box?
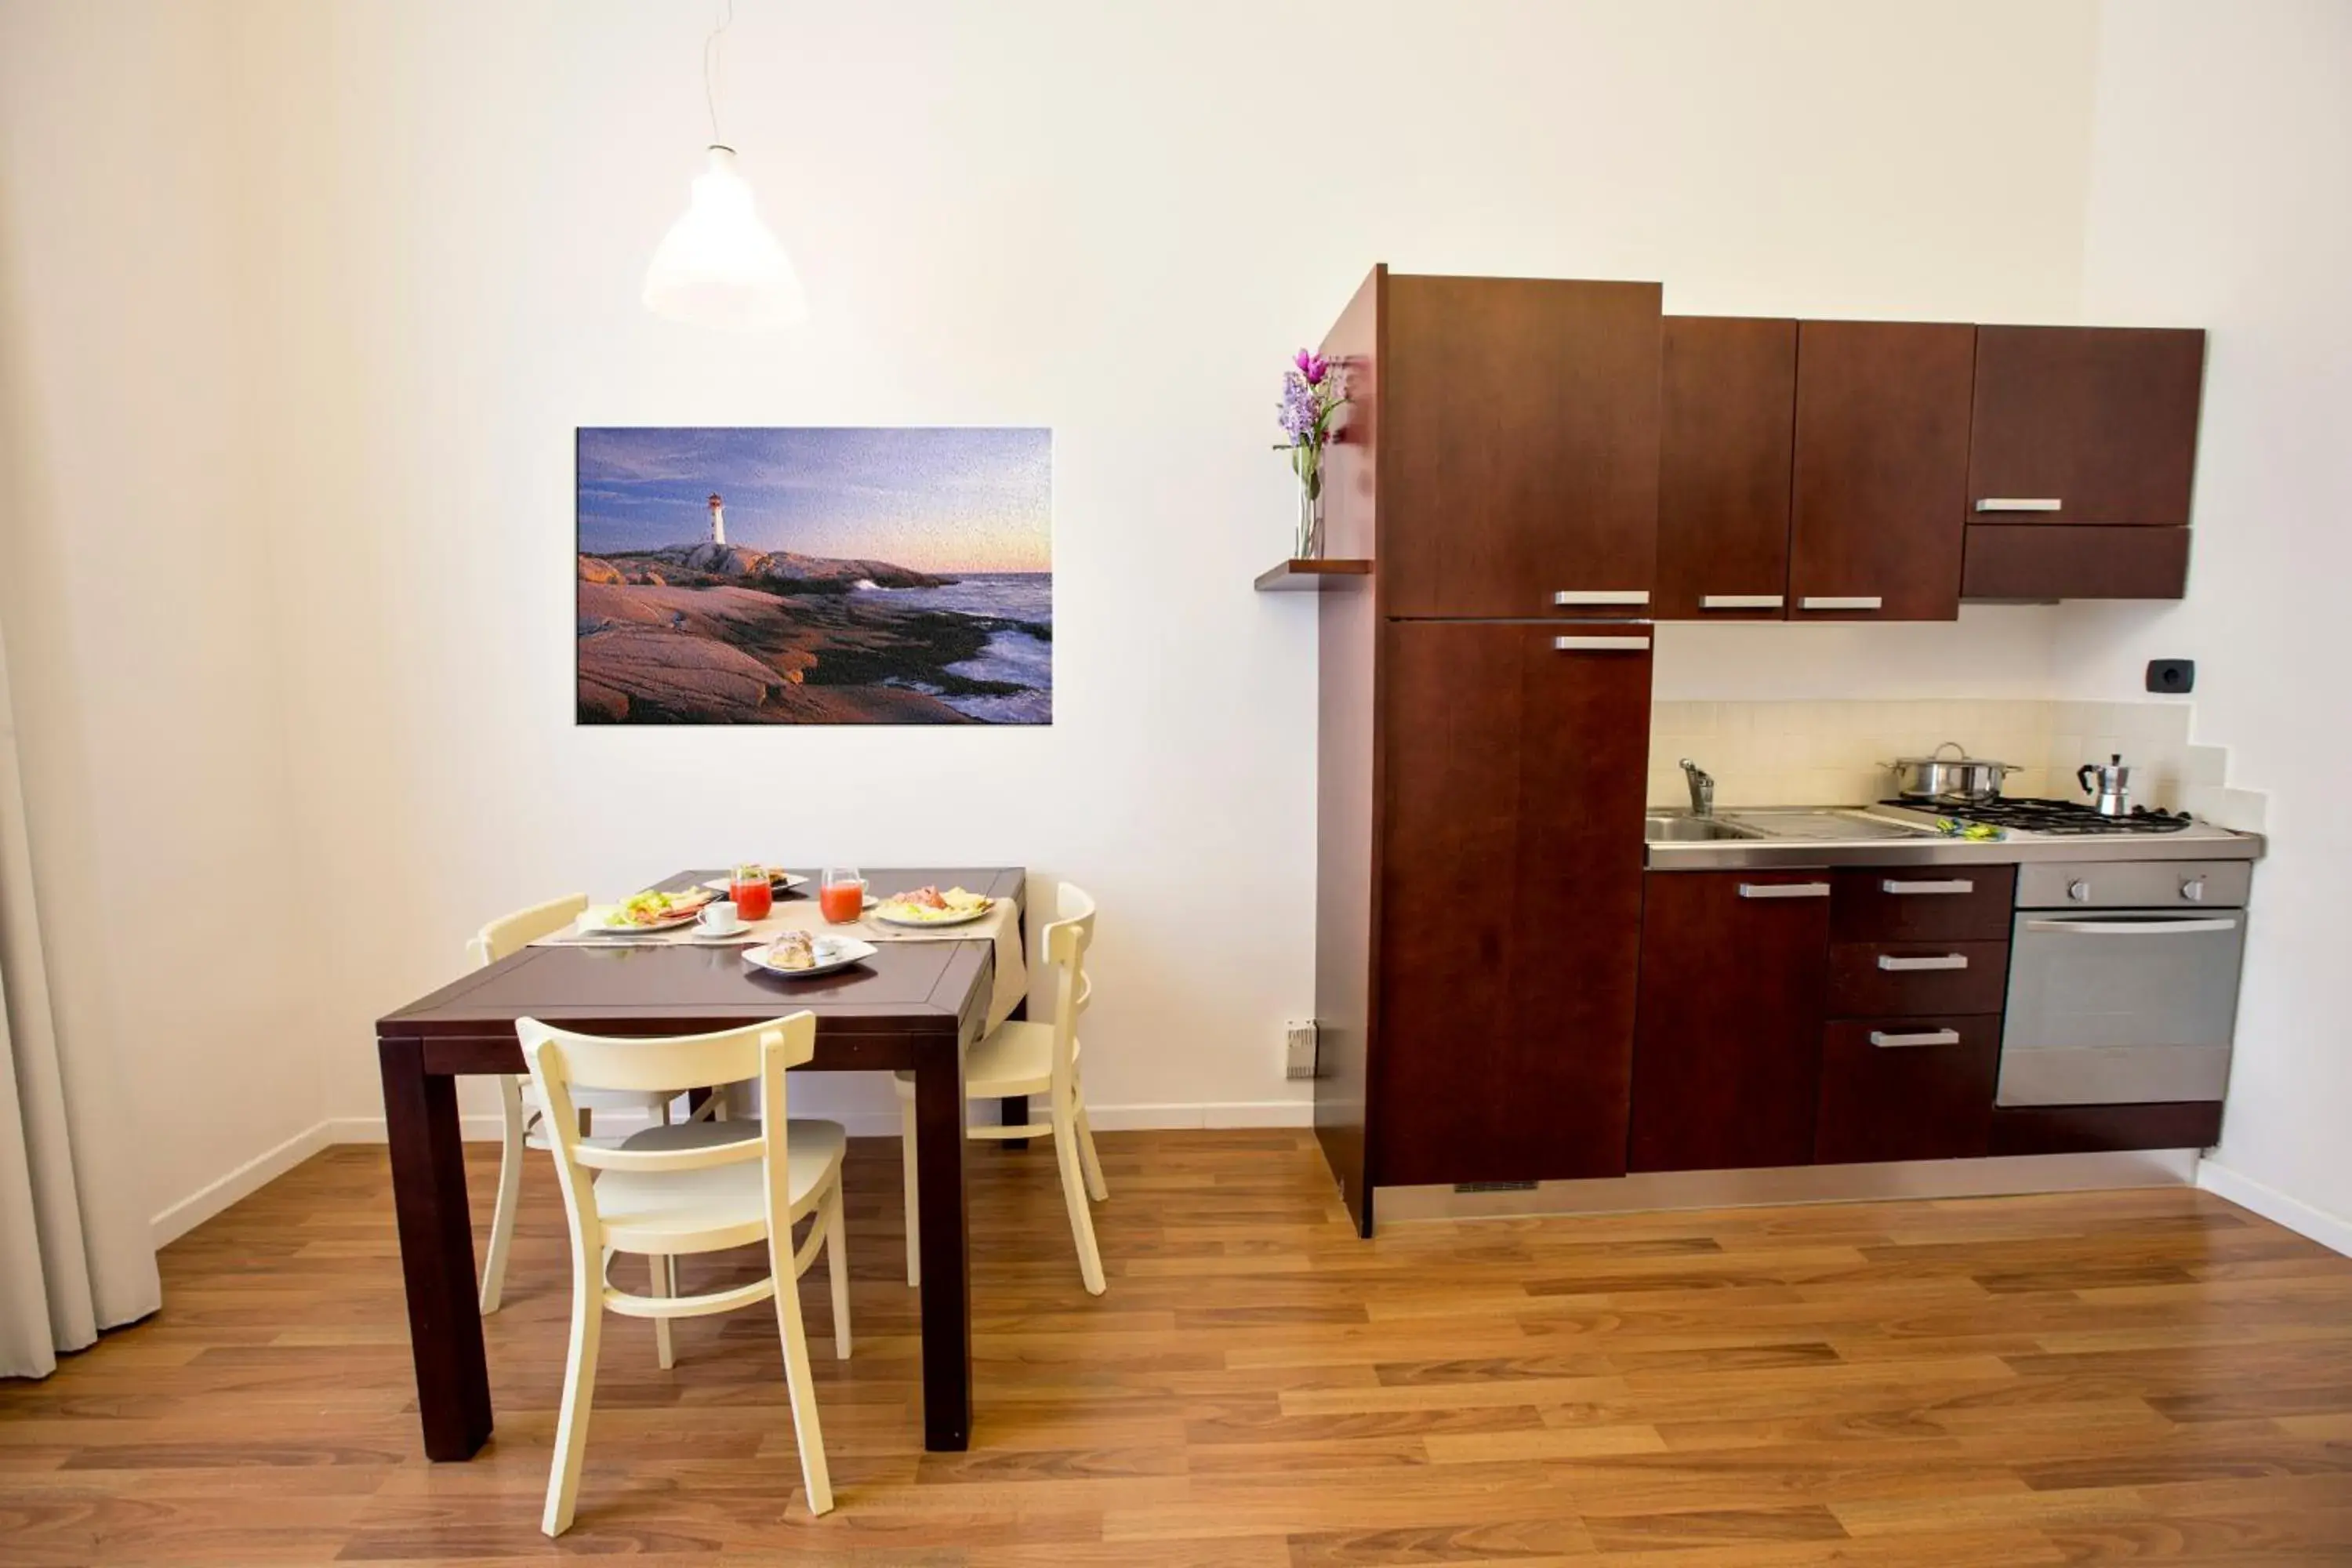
[1679,758,1715,818]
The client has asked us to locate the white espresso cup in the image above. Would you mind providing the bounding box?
[699,899,742,935]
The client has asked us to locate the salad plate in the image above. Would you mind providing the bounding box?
[592,887,717,932]
[872,885,995,928]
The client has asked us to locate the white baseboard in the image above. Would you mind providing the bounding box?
[2197,1158,2352,1258]
[150,1120,336,1247]
[321,1100,1317,1144]
[153,1100,1318,1243]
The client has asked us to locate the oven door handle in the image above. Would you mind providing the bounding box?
[2023,917,2240,936]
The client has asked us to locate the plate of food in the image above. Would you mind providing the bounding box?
[743,931,877,979]
[595,887,717,931]
[871,885,995,927]
[699,867,811,895]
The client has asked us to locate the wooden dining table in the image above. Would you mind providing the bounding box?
[374,865,1025,1460]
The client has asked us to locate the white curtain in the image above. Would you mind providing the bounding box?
[0,620,160,1379]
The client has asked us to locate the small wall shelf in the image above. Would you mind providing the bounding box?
[1254,558,1372,593]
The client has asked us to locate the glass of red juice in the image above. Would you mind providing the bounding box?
[819,866,865,924]
[728,863,774,921]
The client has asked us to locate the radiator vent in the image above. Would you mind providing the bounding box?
[1453,1180,1537,1194]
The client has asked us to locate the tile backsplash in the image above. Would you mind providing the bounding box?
[1646,699,2257,827]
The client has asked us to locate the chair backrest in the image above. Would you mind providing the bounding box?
[470,894,590,967]
[518,1013,817,1238]
[1042,882,1096,1103]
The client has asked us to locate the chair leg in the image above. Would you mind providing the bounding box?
[1052,1097,1107,1296]
[650,1254,675,1370]
[824,1185,851,1360]
[899,1091,921,1290]
[541,1249,606,1537]
[769,1225,834,1515]
[481,1076,527,1315]
[1073,1089,1109,1203]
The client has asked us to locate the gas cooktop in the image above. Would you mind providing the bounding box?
[1878,797,2196,835]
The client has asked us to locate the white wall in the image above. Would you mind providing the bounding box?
[0,1,323,1227]
[6,1,2118,1207]
[2052,0,2352,1236]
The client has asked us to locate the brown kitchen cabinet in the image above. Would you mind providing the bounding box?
[1788,320,1976,621]
[1371,621,1652,1190]
[1653,317,1798,620]
[1630,871,1832,1172]
[1814,1016,2000,1164]
[1962,325,2206,601]
[1381,274,1663,619]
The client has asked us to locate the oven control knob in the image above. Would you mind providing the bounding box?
[2067,880,2091,902]
[2181,877,2206,902]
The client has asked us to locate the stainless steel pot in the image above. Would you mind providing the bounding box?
[1888,742,2023,802]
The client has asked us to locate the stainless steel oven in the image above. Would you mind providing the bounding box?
[1997,860,2251,1107]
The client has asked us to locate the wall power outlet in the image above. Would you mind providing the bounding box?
[1284,1020,1319,1080]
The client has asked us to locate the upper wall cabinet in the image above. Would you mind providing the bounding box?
[1788,321,1976,622]
[1962,325,2206,601]
[1382,276,1662,619]
[1654,316,1798,620]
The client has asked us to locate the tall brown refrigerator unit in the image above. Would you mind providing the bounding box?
[1312,267,1663,1234]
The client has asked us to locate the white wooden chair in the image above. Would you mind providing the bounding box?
[519,1011,849,1535]
[469,895,717,1316]
[896,881,1108,1295]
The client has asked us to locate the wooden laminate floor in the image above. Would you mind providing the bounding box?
[2,1131,2350,1565]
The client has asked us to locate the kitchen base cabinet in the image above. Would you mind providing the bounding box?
[1813,1017,1998,1164]
[1828,940,2011,1017]
[1989,1101,2224,1156]
[1371,622,1652,1189]
[1630,871,1831,1173]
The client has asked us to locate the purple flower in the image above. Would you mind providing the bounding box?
[1277,370,1319,441]
[1293,347,1330,385]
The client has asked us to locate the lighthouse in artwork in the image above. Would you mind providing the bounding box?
[706,492,726,547]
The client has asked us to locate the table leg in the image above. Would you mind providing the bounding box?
[379,1035,492,1461]
[913,1042,974,1451]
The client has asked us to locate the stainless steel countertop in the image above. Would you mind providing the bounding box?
[1644,804,2266,870]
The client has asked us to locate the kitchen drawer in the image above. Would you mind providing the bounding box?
[1813,1016,1998,1165]
[1832,866,2016,942]
[1828,940,2011,1017]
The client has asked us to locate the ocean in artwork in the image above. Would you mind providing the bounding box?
[575,427,1051,724]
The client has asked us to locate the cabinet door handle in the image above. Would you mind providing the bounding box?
[1881,878,1974,895]
[1700,593,1786,610]
[1798,596,1884,612]
[1878,953,1968,971]
[1870,1028,1962,1048]
[1737,882,1831,899]
[1553,590,1650,606]
[1975,498,2063,513]
[1552,635,1651,652]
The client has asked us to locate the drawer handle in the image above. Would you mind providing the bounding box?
[1552,635,1651,652]
[1554,590,1650,606]
[1799,595,1883,612]
[1878,953,1968,971]
[1700,593,1785,610]
[1975,498,2063,513]
[1870,1028,1963,1048]
[1738,882,1831,899]
[1881,878,1974,895]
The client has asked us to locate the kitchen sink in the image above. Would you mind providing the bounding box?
[1644,815,1759,842]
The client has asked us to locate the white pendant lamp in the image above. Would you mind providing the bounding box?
[643,4,805,331]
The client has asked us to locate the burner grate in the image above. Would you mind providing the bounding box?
[1879,797,2195,835]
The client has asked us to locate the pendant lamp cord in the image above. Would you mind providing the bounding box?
[703,0,735,147]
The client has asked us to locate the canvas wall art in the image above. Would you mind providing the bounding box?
[576,427,1051,724]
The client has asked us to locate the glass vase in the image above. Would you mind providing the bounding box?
[1293,478,1324,561]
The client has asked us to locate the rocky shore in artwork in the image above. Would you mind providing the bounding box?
[576,544,1049,724]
